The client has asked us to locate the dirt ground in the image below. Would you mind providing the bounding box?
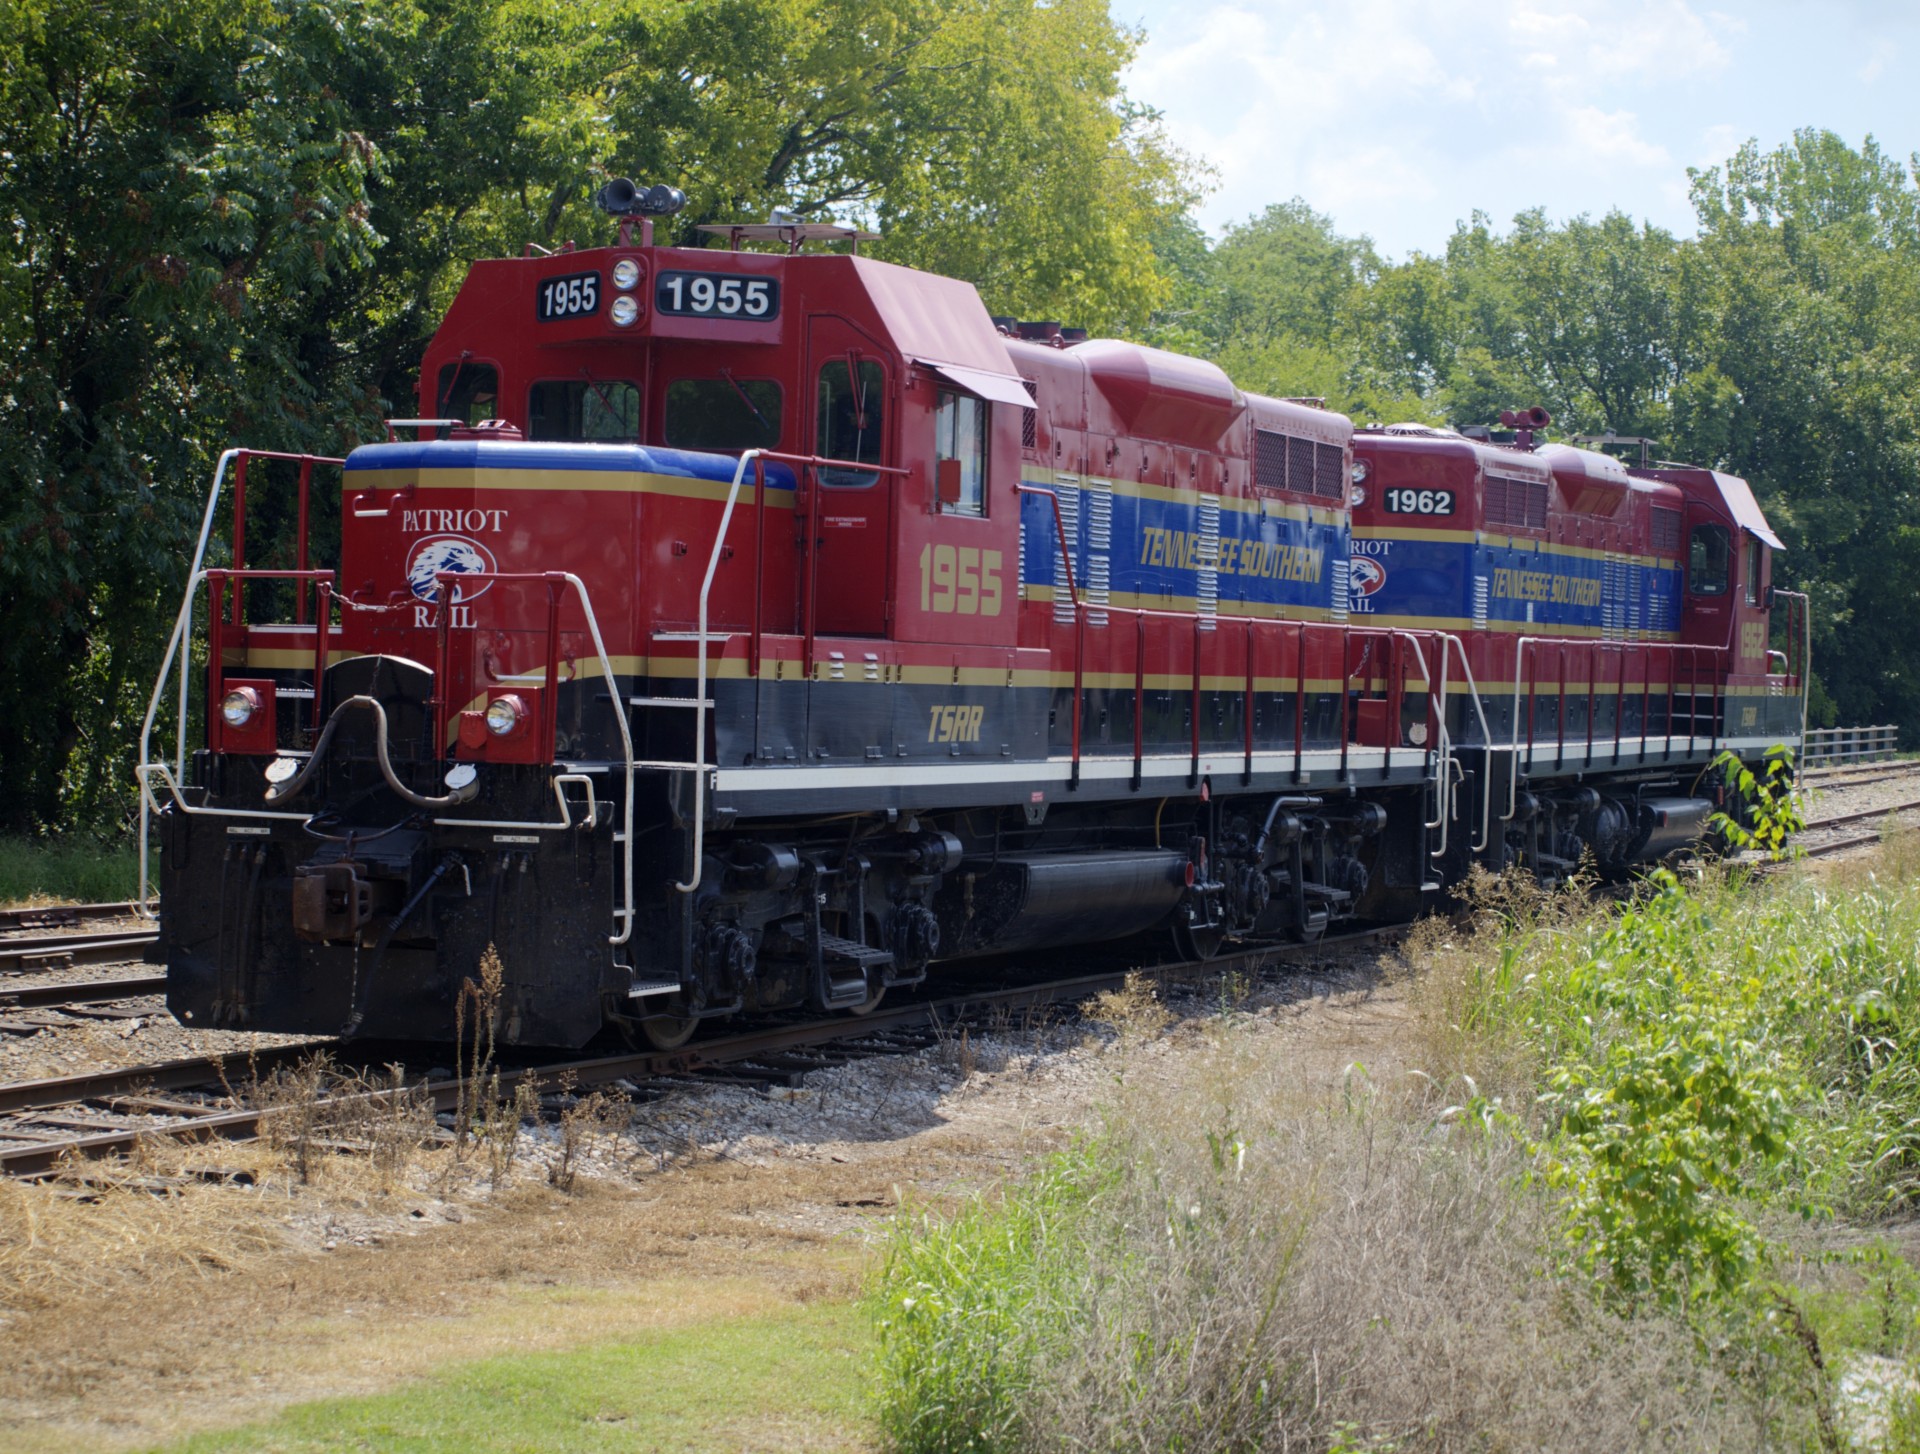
[0,946,1408,1453]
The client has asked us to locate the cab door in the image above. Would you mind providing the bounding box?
[805,316,893,637]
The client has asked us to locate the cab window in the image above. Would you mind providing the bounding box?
[663,378,782,452]
[1744,534,1764,605]
[1689,524,1730,596]
[817,359,885,487]
[934,390,987,516]
[528,379,639,442]
[437,361,499,425]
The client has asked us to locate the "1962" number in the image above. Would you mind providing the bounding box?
[918,544,1003,616]
[1383,488,1455,515]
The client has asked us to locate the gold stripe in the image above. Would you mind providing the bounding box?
[347,466,794,508]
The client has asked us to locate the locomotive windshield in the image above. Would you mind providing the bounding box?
[529,378,640,442]
[817,358,885,486]
[1689,523,1730,595]
[664,377,783,452]
[436,360,499,424]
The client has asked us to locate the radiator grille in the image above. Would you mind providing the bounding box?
[1485,473,1548,529]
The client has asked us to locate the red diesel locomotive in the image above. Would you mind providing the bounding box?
[139,186,1805,1048]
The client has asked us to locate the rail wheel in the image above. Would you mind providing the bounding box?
[1172,916,1227,963]
[620,1000,700,1052]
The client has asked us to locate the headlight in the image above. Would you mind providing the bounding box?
[485,694,526,736]
[610,295,639,327]
[611,258,640,290]
[221,687,260,728]
[1349,485,1368,508]
[1350,458,1371,484]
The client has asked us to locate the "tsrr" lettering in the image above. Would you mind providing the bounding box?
[928,703,984,744]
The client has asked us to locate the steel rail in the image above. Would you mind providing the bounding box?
[0,901,142,933]
[1800,798,1920,833]
[0,931,159,974]
[0,975,167,1012]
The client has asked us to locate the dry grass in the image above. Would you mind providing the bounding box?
[876,988,1829,1454]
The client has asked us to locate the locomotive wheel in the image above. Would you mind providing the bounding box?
[622,1005,699,1052]
[1172,916,1227,963]
[845,981,887,1017]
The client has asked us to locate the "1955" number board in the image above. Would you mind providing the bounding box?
[655,271,778,320]
[536,271,600,321]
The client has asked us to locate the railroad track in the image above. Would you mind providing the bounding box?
[1802,760,1920,790]
[1800,798,1920,834]
[0,927,159,974]
[0,900,144,933]
[0,926,1398,1179]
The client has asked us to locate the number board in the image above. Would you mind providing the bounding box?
[536,271,600,322]
[655,271,779,320]
[1383,488,1455,516]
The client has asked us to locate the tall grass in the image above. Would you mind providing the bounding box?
[0,832,149,904]
[871,1046,1786,1452]
[872,843,1920,1452]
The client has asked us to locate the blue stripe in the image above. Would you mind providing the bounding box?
[1020,483,1342,613]
[343,440,799,488]
[1351,537,1682,632]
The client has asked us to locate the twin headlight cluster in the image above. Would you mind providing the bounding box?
[225,687,524,736]
[609,258,641,328]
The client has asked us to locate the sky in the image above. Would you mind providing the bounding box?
[1119,0,1920,258]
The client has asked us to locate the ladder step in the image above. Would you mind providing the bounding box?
[816,932,893,970]
[625,978,682,1000]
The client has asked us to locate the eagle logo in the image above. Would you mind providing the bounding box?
[1348,555,1388,598]
[407,535,497,604]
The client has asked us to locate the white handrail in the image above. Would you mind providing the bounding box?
[550,573,638,944]
[674,449,765,894]
[137,449,246,916]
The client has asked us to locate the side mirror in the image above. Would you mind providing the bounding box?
[935,458,963,507]
[1763,583,1777,611]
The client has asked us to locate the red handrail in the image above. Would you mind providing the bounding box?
[202,568,337,747]
[432,569,570,762]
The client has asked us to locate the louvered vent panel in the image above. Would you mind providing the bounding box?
[1286,437,1316,495]
[1052,479,1080,625]
[1485,474,1548,529]
[1524,480,1548,528]
[1195,495,1221,630]
[1085,480,1111,628]
[1473,574,1490,629]
[1329,557,1350,622]
[1020,378,1038,451]
[1254,429,1287,492]
[1312,442,1345,498]
[1484,474,1509,524]
[1650,505,1681,555]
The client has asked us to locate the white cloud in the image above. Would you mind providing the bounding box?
[1125,0,1754,252]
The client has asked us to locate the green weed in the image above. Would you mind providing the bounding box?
[0,832,148,905]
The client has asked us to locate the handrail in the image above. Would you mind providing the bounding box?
[1437,634,1495,854]
[136,448,345,916]
[673,449,904,895]
[423,569,637,944]
[1504,638,1728,825]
